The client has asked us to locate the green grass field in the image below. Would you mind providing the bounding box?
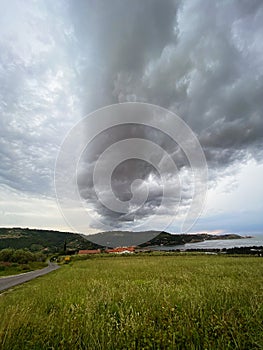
[0,255,262,349]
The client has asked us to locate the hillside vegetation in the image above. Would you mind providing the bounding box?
[0,255,262,349]
[0,228,100,253]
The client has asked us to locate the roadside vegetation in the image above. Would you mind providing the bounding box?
[0,249,47,276]
[0,255,262,349]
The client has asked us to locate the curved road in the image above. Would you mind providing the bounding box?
[0,261,60,292]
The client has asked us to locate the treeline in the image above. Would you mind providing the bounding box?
[0,249,46,264]
[184,246,263,255]
[224,246,263,255]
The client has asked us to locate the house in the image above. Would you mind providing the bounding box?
[78,249,101,255]
[105,247,135,254]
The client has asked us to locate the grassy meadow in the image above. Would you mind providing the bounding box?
[0,254,262,349]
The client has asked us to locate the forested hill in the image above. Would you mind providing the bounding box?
[139,231,244,247]
[0,227,101,253]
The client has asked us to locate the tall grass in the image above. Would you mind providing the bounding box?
[0,255,262,349]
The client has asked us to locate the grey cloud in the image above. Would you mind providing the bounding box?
[76,123,194,229]
[70,0,263,157]
[0,0,81,196]
[68,0,263,229]
[69,0,179,111]
[1,0,262,231]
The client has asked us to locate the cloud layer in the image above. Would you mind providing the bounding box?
[0,0,262,233]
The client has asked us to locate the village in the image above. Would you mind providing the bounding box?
[78,247,136,255]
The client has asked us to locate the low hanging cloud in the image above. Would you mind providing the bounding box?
[76,123,188,229]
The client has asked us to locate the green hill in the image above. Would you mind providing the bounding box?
[0,228,101,253]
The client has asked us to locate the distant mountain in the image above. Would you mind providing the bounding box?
[86,230,160,248]
[84,230,244,248]
[0,228,101,253]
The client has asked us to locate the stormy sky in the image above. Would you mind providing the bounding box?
[0,0,262,235]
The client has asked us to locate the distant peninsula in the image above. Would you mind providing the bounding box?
[139,232,245,247]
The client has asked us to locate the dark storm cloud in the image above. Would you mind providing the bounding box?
[69,0,263,163]
[76,123,189,228]
[66,0,263,228]
[68,0,179,110]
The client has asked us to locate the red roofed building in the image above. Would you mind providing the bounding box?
[78,249,101,255]
[105,247,135,254]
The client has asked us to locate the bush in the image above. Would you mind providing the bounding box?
[0,249,14,262]
[12,250,34,264]
[0,249,45,264]
[34,252,46,262]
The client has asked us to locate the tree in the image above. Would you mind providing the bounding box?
[0,249,14,262]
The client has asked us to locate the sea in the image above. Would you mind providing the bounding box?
[149,234,263,251]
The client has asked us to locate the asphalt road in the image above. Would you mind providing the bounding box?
[0,261,60,292]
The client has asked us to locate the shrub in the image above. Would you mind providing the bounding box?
[11,249,35,264]
[0,248,45,264]
[0,249,15,262]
